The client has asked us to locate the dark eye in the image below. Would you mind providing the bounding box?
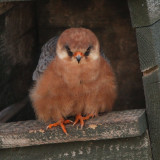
[84,46,92,56]
[65,45,73,57]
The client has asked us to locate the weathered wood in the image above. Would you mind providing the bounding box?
[0,2,14,15]
[0,109,146,149]
[128,3,160,159]
[136,19,160,71]
[128,0,160,27]
[0,97,28,122]
[142,68,160,160]
[0,0,32,2]
[0,2,37,114]
[0,131,152,160]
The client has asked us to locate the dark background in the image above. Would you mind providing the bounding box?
[0,0,145,121]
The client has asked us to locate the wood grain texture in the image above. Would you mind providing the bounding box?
[128,0,160,27]
[0,131,152,160]
[143,68,160,160]
[0,2,37,112]
[0,0,32,2]
[0,2,14,15]
[136,19,160,71]
[129,1,160,159]
[0,97,28,122]
[0,109,146,149]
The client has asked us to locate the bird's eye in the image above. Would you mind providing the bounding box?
[65,45,73,57]
[84,46,92,56]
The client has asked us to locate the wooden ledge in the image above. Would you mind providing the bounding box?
[0,109,146,149]
[0,0,33,2]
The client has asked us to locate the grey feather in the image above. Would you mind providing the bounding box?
[32,36,109,81]
[32,36,59,81]
[100,46,110,64]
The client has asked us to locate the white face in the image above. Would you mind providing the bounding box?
[56,43,100,63]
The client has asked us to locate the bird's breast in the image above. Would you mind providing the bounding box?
[53,57,101,93]
[63,64,99,85]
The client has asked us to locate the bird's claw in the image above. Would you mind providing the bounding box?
[73,114,95,129]
[46,118,73,134]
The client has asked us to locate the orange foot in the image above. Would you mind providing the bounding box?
[73,114,95,128]
[47,118,73,134]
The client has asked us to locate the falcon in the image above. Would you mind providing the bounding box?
[30,28,117,134]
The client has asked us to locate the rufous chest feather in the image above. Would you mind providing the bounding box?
[52,57,101,87]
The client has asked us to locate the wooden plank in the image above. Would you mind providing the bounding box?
[0,2,14,15]
[128,0,160,27]
[135,20,160,160]
[0,97,28,122]
[0,131,152,160]
[143,68,160,160]
[136,19,160,71]
[0,0,32,2]
[4,2,35,40]
[0,2,37,113]
[129,1,160,158]
[0,109,146,149]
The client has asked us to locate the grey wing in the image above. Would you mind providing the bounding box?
[100,46,110,64]
[32,36,59,81]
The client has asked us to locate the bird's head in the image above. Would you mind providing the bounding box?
[56,28,100,64]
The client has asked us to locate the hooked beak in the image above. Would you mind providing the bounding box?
[76,55,81,63]
[74,51,84,64]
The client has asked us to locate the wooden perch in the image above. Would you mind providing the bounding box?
[0,97,29,122]
[0,109,146,149]
[0,109,152,160]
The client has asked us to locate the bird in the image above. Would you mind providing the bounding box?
[30,28,117,134]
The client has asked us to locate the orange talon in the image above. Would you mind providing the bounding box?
[83,114,95,120]
[64,120,73,124]
[60,123,68,135]
[47,118,73,134]
[73,114,95,128]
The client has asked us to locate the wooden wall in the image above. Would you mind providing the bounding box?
[128,0,160,159]
[0,2,37,114]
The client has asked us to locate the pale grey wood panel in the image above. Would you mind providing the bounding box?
[0,109,146,149]
[0,131,152,160]
[128,0,160,27]
[136,19,160,71]
[143,68,160,160]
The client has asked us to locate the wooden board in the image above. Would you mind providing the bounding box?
[0,131,152,160]
[143,68,160,160]
[128,0,160,27]
[129,1,160,159]
[0,97,29,122]
[0,2,14,15]
[136,19,160,71]
[0,109,146,149]
[128,4,160,159]
[0,0,32,2]
[0,2,37,112]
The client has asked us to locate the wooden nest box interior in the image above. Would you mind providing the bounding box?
[0,0,160,160]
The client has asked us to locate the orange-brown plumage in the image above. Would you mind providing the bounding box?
[30,28,117,133]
